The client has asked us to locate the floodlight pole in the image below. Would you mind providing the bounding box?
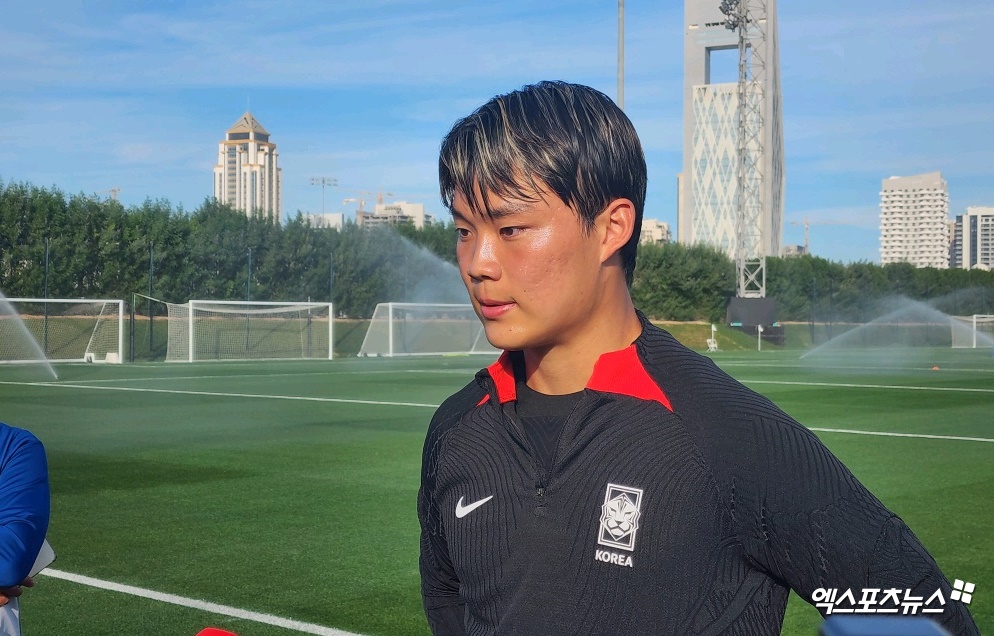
[43,237,50,354]
[247,247,252,302]
[148,242,154,357]
[618,0,625,110]
[310,177,338,214]
[246,247,253,351]
[720,0,767,299]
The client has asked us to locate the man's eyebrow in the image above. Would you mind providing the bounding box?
[450,201,529,221]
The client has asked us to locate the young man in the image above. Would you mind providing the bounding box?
[419,81,979,635]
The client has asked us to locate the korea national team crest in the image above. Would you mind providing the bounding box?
[598,483,644,552]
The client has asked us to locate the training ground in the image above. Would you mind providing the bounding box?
[0,328,991,635]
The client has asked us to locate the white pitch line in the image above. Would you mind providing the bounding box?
[741,379,994,394]
[719,361,994,374]
[5,379,992,444]
[43,569,363,636]
[0,381,439,409]
[810,428,994,443]
[64,369,465,384]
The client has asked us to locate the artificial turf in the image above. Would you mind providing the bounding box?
[1,344,990,635]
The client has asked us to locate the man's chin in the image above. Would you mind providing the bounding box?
[482,323,532,352]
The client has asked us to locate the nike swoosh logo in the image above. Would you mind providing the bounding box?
[455,495,493,518]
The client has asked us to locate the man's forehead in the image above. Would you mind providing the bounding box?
[450,187,547,219]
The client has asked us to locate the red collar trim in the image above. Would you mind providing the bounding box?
[483,351,518,404]
[586,345,672,411]
[480,346,671,411]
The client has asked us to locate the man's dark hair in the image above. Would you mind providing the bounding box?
[439,80,647,284]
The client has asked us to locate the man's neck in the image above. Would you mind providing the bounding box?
[522,297,642,395]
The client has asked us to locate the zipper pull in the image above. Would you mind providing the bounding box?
[534,487,547,517]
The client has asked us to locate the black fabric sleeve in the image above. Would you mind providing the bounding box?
[724,414,980,635]
[419,383,479,636]
[640,325,980,635]
[419,483,466,635]
[419,458,465,635]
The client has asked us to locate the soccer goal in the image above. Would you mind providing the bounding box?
[163,300,334,362]
[1,298,124,363]
[358,303,498,357]
[951,314,994,348]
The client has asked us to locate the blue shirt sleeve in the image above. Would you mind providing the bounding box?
[0,424,51,587]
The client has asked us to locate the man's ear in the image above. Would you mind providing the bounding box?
[597,198,636,265]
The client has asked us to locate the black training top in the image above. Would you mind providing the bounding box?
[418,316,979,635]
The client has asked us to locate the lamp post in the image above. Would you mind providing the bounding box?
[247,247,252,302]
[43,237,50,354]
[310,177,338,214]
[618,0,624,110]
[246,246,253,351]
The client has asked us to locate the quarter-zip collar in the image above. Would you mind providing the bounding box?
[477,335,672,412]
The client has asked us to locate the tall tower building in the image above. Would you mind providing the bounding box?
[213,112,282,222]
[951,206,994,270]
[678,0,784,261]
[879,172,949,269]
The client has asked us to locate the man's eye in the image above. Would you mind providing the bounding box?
[499,227,522,237]
[456,228,470,238]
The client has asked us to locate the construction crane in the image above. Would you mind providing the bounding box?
[340,187,394,213]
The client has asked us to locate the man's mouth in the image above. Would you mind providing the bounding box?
[478,299,515,320]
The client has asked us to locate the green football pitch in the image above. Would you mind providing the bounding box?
[0,345,991,635]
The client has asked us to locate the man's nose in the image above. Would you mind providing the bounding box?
[465,233,501,282]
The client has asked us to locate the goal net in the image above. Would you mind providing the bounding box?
[359,303,498,357]
[1,298,124,363]
[951,315,994,348]
[164,300,334,362]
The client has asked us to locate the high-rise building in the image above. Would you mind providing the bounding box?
[879,172,949,269]
[301,213,345,230]
[679,0,784,261]
[357,201,434,229]
[639,219,672,245]
[213,112,282,222]
[951,207,994,270]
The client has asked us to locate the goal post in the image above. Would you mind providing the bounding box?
[951,314,994,349]
[1,298,124,363]
[358,302,498,357]
[164,300,334,362]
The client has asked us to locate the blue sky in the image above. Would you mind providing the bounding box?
[2,1,992,263]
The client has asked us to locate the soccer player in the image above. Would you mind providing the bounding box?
[0,422,50,636]
[418,81,980,635]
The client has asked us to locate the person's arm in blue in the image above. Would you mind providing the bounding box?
[0,425,50,589]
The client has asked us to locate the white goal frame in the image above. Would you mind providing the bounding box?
[168,300,334,362]
[3,298,124,363]
[952,314,994,349]
[359,302,497,357]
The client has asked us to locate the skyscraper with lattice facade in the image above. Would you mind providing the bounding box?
[678,0,784,260]
[213,112,282,222]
